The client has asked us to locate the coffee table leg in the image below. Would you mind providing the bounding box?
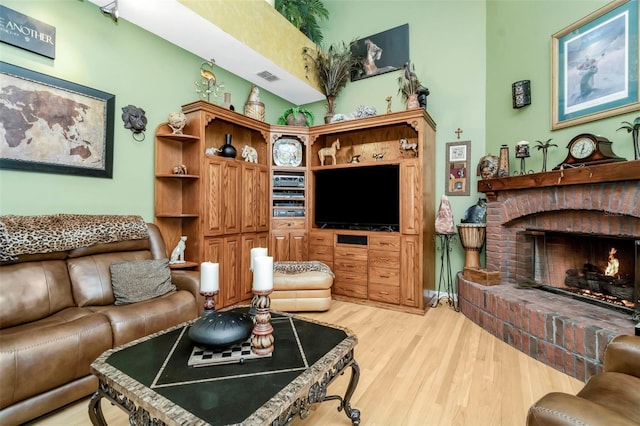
[88,390,107,426]
[341,359,361,425]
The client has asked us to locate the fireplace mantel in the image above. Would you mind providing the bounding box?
[478,160,640,200]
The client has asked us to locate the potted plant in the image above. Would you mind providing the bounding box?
[303,41,357,123]
[617,116,640,160]
[277,106,315,126]
[274,0,329,44]
[397,61,424,109]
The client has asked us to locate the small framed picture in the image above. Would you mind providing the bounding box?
[445,141,470,196]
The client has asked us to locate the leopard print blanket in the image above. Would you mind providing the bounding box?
[0,214,149,261]
[273,261,334,277]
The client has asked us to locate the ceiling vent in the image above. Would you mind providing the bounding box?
[257,70,279,82]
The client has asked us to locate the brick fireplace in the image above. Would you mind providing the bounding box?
[458,161,640,382]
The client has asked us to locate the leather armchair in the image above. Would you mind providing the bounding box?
[527,335,640,426]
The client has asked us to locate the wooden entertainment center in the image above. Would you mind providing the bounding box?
[155,101,436,313]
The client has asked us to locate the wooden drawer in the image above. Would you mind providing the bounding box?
[369,234,401,251]
[334,245,367,262]
[334,258,367,274]
[368,283,400,304]
[309,244,333,261]
[271,218,305,230]
[309,231,333,246]
[369,266,400,286]
[334,269,367,285]
[368,250,399,269]
[334,281,367,299]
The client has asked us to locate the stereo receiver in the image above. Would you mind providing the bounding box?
[273,175,304,187]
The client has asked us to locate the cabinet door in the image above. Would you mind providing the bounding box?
[400,162,421,235]
[222,235,241,307]
[240,232,268,301]
[289,231,308,261]
[256,166,269,232]
[400,235,421,308]
[223,161,241,235]
[204,159,223,236]
[241,164,257,233]
[270,232,289,261]
[202,237,223,307]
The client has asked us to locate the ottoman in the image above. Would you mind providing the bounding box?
[271,261,334,312]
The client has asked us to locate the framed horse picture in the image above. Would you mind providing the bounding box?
[351,24,410,81]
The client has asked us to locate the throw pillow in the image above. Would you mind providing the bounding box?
[110,258,176,305]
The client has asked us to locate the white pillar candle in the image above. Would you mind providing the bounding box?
[200,262,219,293]
[252,256,273,291]
[250,247,268,271]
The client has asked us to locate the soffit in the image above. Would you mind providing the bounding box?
[89,0,324,105]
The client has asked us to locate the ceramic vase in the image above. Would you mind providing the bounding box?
[406,94,420,110]
[219,134,237,158]
[221,92,233,110]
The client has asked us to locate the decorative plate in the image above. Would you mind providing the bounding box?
[273,139,302,167]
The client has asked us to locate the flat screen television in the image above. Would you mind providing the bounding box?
[314,164,400,231]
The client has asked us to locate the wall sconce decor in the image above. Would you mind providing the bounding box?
[512,80,531,108]
[99,0,119,22]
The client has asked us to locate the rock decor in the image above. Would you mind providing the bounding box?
[435,194,455,234]
[167,112,187,135]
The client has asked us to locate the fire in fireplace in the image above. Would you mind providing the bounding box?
[516,230,639,315]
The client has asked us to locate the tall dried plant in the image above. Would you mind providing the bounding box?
[302,41,356,98]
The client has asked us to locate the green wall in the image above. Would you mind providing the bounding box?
[312,0,488,281]
[1,1,637,288]
[486,0,638,172]
[0,0,289,221]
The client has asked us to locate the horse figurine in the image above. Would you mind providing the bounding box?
[399,138,418,156]
[318,139,340,166]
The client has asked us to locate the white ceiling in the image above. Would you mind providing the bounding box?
[89,0,325,105]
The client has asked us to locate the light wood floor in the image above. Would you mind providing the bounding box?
[30,300,583,426]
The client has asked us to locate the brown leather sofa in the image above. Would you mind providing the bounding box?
[527,334,640,426]
[0,222,201,425]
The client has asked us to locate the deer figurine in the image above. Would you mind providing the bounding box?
[318,138,341,166]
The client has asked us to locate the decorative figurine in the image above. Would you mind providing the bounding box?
[241,145,258,163]
[172,164,187,175]
[195,59,223,102]
[167,112,187,135]
[169,236,187,264]
[477,154,499,179]
[386,96,392,113]
[399,138,418,156]
[318,138,340,166]
[534,139,557,172]
[435,194,455,234]
[121,105,147,142]
[461,198,487,224]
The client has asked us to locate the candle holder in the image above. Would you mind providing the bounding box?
[201,290,219,312]
[251,289,274,355]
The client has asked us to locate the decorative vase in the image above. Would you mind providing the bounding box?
[219,134,237,158]
[325,96,336,124]
[287,112,307,126]
[406,93,420,110]
[498,144,509,177]
[221,92,233,110]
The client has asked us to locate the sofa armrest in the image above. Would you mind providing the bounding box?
[604,335,640,378]
[527,392,638,426]
[171,270,204,314]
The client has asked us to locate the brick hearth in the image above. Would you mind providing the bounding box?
[460,162,640,382]
[458,274,635,382]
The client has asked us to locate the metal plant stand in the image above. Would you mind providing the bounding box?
[431,233,459,311]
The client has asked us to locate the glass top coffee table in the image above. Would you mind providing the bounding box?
[89,308,360,425]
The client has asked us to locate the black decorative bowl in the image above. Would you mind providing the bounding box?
[188,311,253,349]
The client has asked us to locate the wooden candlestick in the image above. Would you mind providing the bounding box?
[201,290,219,312]
[251,289,274,355]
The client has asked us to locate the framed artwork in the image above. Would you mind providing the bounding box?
[551,0,639,130]
[0,62,115,178]
[350,24,409,81]
[0,6,56,59]
[445,140,470,196]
